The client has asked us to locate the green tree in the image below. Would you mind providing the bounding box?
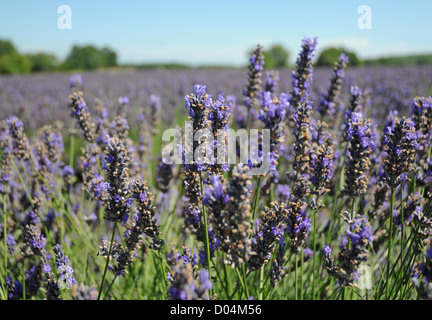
[26,52,59,72]
[0,39,32,74]
[316,47,361,66]
[100,47,117,67]
[0,39,17,56]
[0,52,31,74]
[263,44,290,69]
[62,45,117,70]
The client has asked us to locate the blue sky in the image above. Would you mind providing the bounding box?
[1,1,431,66]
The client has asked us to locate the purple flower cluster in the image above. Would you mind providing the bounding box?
[383,116,416,189]
[23,199,46,256]
[5,115,30,160]
[244,44,265,127]
[411,96,432,153]
[344,112,375,197]
[290,37,318,107]
[323,213,373,287]
[52,244,77,289]
[156,156,174,193]
[68,83,95,143]
[103,137,132,223]
[104,179,163,276]
[342,86,363,142]
[207,93,231,176]
[412,246,432,299]
[264,70,279,95]
[167,247,212,300]
[0,133,13,195]
[249,202,288,271]
[204,165,252,268]
[318,53,349,118]
[259,91,289,183]
[309,143,334,196]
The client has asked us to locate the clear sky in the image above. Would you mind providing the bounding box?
[0,1,431,66]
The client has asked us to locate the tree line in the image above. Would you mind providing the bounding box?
[2,38,429,75]
[0,39,117,74]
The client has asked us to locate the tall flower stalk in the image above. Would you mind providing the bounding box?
[68,76,95,143]
[382,116,417,297]
[97,136,131,299]
[244,44,265,130]
[318,53,349,119]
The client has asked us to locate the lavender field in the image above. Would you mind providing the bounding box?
[1,38,432,301]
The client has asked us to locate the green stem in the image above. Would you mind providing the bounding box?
[386,187,395,299]
[228,269,251,299]
[327,156,345,244]
[199,174,213,296]
[251,176,262,221]
[2,195,7,275]
[258,265,265,300]
[294,255,298,300]
[311,195,320,300]
[97,221,117,300]
[222,255,231,298]
[347,197,356,252]
[235,267,246,299]
[69,133,75,168]
[300,250,304,300]
[400,183,405,279]
[242,264,250,300]
[156,250,168,298]
[21,259,26,300]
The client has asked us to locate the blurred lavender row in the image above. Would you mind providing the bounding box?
[1,66,431,133]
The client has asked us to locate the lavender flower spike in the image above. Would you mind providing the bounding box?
[383,116,417,189]
[103,137,131,223]
[318,53,348,118]
[244,44,265,127]
[323,213,373,287]
[249,202,288,271]
[52,244,77,289]
[290,36,318,107]
[5,115,30,160]
[68,80,95,143]
[344,112,375,197]
[342,86,363,142]
[259,91,289,184]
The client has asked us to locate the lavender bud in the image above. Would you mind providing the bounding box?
[249,202,288,271]
[318,53,348,118]
[264,70,279,96]
[68,87,95,143]
[130,179,164,250]
[413,246,432,299]
[269,239,287,288]
[156,157,173,193]
[323,213,373,287]
[52,244,77,289]
[0,133,13,195]
[411,96,432,154]
[383,117,416,189]
[290,37,317,107]
[244,44,264,121]
[222,164,252,267]
[5,115,30,160]
[342,86,363,142]
[103,137,131,223]
[344,112,375,197]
